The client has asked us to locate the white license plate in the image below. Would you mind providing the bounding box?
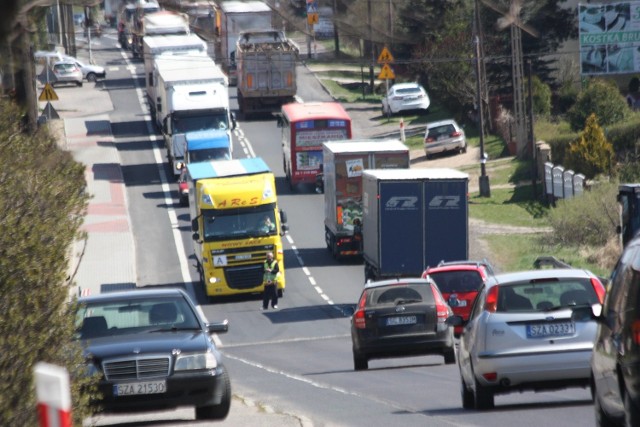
[114,380,166,396]
[386,315,417,326]
[526,322,575,338]
[235,254,251,260]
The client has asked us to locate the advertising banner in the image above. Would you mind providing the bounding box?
[579,2,640,75]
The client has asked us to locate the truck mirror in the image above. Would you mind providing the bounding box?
[280,209,287,223]
[191,218,198,233]
[230,112,237,130]
[192,232,200,242]
[281,224,289,235]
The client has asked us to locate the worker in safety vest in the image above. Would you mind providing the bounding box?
[262,252,279,310]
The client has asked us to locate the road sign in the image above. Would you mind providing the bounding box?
[378,63,395,80]
[38,83,59,102]
[377,47,394,64]
[306,0,318,24]
[307,13,318,25]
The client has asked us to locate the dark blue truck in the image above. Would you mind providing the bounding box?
[362,169,469,282]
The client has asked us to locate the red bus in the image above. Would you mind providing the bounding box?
[278,102,352,189]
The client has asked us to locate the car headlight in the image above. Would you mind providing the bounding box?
[175,352,218,371]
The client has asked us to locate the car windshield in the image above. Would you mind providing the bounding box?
[173,112,228,133]
[76,296,201,339]
[202,206,277,241]
[396,87,421,95]
[496,279,599,312]
[430,270,483,293]
[366,284,434,306]
[428,124,455,137]
[189,148,230,163]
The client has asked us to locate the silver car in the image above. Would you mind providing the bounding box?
[51,61,83,87]
[451,268,606,410]
[63,55,106,82]
[423,119,466,158]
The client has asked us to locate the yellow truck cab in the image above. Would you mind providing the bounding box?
[186,158,288,300]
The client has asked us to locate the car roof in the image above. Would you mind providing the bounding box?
[426,119,459,128]
[487,268,595,288]
[78,287,188,303]
[364,277,433,290]
[391,82,422,90]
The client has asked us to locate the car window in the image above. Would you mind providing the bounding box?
[368,284,434,306]
[77,297,200,338]
[430,271,483,293]
[428,124,455,137]
[497,279,599,312]
[396,87,421,95]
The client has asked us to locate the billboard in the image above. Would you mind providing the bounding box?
[579,2,640,75]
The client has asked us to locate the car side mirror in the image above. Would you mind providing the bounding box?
[343,305,355,317]
[281,224,289,235]
[207,319,229,334]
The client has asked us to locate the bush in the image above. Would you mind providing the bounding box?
[567,78,630,131]
[0,98,97,425]
[530,75,552,117]
[564,113,615,179]
[547,181,619,247]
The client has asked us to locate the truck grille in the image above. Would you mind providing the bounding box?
[225,264,264,289]
[103,356,171,380]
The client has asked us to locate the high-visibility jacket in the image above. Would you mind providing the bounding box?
[263,259,279,283]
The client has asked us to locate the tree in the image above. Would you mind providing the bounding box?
[0,97,95,425]
[567,78,630,131]
[565,113,615,180]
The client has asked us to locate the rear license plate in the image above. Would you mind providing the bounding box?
[114,380,166,396]
[526,322,575,338]
[386,315,417,326]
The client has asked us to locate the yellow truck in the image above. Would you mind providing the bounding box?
[186,158,289,300]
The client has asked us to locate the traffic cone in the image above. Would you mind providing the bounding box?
[400,118,405,143]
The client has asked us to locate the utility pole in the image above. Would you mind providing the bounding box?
[527,60,537,198]
[475,35,490,198]
[333,0,339,54]
[368,0,373,92]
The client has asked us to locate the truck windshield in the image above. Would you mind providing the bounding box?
[202,208,277,241]
[173,113,229,133]
[189,148,230,163]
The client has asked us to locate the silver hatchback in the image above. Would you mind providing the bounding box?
[423,119,466,158]
[51,61,83,87]
[451,268,606,410]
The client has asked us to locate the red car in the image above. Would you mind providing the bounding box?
[421,260,495,336]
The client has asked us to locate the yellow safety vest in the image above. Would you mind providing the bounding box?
[263,260,278,283]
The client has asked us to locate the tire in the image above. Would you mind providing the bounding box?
[77,81,83,87]
[461,376,474,410]
[625,390,640,427]
[460,145,467,154]
[594,390,616,427]
[86,73,97,82]
[353,351,368,371]
[444,347,456,365]
[195,370,231,420]
[473,375,494,410]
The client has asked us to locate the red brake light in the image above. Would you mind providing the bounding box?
[482,372,498,382]
[590,277,606,304]
[425,137,435,143]
[485,286,499,312]
[354,292,368,329]
[450,131,462,137]
[632,320,640,345]
[430,284,450,323]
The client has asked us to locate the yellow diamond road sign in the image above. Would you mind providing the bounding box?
[378,63,395,80]
[377,47,394,64]
[39,83,59,102]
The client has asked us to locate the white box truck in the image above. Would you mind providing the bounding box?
[152,55,235,176]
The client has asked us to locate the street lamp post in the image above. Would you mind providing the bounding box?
[475,35,490,197]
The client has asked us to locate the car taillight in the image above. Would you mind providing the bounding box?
[353,292,368,329]
[632,320,640,345]
[431,284,450,323]
[590,277,606,304]
[425,137,435,143]
[450,131,462,137]
[484,286,499,312]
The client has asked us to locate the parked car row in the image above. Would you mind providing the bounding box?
[349,251,640,425]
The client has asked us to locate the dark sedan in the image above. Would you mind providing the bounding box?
[350,278,456,371]
[77,288,231,420]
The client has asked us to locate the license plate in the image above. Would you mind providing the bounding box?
[114,380,166,396]
[235,254,251,260]
[526,322,575,338]
[386,315,417,326]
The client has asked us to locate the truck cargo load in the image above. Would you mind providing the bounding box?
[236,30,299,116]
[186,158,289,299]
[362,169,469,282]
[217,1,272,85]
[323,139,410,259]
